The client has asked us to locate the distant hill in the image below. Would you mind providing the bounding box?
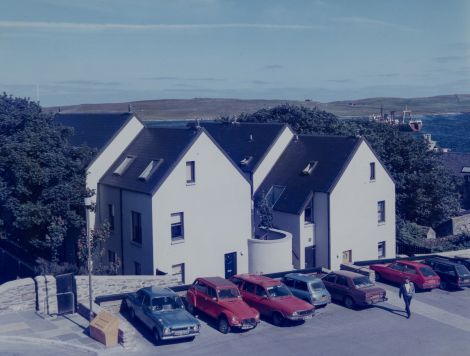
[45,94,470,120]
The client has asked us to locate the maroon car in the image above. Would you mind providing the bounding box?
[370,260,440,290]
[322,271,387,309]
[186,277,260,334]
[230,274,314,326]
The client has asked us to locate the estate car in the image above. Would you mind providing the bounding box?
[282,273,331,307]
[424,257,470,290]
[230,274,314,326]
[186,277,260,334]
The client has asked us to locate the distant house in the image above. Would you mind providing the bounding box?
[436,211,470,237]
[97,126,251,282]
[441,152,470,209]
[256,135,396,270]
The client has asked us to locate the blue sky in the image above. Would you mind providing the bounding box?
[0,0,469,106]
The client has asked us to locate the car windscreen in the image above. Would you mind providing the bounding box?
[455,265,470,277]
[266,284,292,298]
[352,277,374,289]
[152,296,184,311]
[419,267,437,277]
[310,280,325,291]
[217,288,241,299]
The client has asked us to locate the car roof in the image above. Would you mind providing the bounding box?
[426,257,461,266]
[395,260,429,268]
[142,286,177,297]
[197,277,236,288]
[235,274,281,287]
[284,273,321,283]
[330,270,365,279]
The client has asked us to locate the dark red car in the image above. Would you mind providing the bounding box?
[186,277,260,334]
[230,274,314,326]
[322,271,387,309]
[370,260,440,290]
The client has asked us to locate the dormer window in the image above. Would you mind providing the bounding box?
[301,161,318,176]
[113,155,136,176]
[240,156,253,166]
[138,159,163,182]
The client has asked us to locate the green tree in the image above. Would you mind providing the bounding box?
[256,191,274,230]
[0,93,94,261]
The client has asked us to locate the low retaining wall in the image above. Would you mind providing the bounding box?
[0,278,36,314]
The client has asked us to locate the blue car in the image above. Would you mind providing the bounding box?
[282,273,331,307]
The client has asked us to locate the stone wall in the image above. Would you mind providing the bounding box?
[74,275,180,305]
[0,278,36,314]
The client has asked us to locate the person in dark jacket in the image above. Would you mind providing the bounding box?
[399,278,415,319]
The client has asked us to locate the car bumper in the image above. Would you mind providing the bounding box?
[313,297,331,307]
[455,281,470,288]
[365,296,388,305]
[286,312,314,321]
[161,331,200,340]
[232,320,259,330]
[419,281,440,290]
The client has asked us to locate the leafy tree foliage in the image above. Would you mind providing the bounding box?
[256,190,274,230]
[0,93,94,261]
[239,104,460,229]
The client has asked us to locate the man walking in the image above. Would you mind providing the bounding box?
[399,277,415,319]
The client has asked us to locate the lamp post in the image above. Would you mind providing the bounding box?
[84,197,93,322]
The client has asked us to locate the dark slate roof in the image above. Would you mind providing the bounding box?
[441,152,470,177]
[201,122,288,173]
[55,112,135,150]
[256,135,361,214]
[100,127,201,194]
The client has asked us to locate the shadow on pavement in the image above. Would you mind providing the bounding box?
[373,304,408,318]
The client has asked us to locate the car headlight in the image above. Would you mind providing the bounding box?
[163,327,171,335]
[191,324,200,331]
[231,315,239,323]
[291,311,299,317]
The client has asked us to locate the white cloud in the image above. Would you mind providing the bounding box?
[334,16,417,32]
[0,20,316,31]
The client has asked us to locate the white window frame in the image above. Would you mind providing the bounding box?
[171,212,184,243]
[186,161,196,184]
[378,241,386,259]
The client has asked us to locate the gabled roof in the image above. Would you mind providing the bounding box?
[201,122,288,173]
[100,127,202,194]
[55,112,136,150]
[441,152,470,177]
[256,135,361,214]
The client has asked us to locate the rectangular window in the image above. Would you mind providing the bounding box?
[304,198,314,224]
[134,261,141,275]
[186,161,195,183]
[370,162,376,180]
[108,250,116,263]
[377,201,386,223]
[108,204,115,231]
[378,241,386,258]
[171,212,184,242]
[172,263,185,284]
[342,250,352,264]
[131,211,142,244]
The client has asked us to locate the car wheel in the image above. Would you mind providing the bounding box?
[129,308,136,321]
[187,302,196,315]
[218,316,231,334]
[153,328,161,345]
[375,273,382,282]
[343,296,354,309]
[440,280,447,290]
[272,312,284,326]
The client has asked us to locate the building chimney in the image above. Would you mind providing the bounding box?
[128,103,133,113]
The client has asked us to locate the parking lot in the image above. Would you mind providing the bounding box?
[118,281,470,356]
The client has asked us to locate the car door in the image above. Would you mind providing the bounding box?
[322,274,339,300]
[387,263,405,283]
[294,280,310,302]
[335,275,350,301]
[194,281,209,312]
[402,265,419,284]
[204,287,219,319]
[241,282,258,310]
[253,285,271,316]
[139,294,152,328]
[283,277,299,298]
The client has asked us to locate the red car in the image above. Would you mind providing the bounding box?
[230,274,314,326]
[370,260,440,290]
[186,277,260,334]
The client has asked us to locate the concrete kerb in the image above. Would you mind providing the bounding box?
[0,335,99,355]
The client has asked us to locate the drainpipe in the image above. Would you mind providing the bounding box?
[327,194,331,270]
[250,172,254,239]
[120,189,125,274]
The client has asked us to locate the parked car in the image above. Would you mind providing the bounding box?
[186,277,260,334]
[321,270,387,309]
[370,260,440,290]
[436,255,470,272]
[125,286,200,343]
[423,257,470,290]
[282,273,331,307]
[230,274,314,326]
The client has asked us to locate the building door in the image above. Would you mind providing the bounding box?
[305,246,315,268]
[224,252,237,279]
[342,250,352,264]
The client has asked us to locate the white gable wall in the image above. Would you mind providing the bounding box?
[87,116,144,230]
[329,141,396,270]
[252,126,294,192]
[152,131,251,283]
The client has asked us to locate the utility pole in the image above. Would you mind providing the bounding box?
[84,197,93,321]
